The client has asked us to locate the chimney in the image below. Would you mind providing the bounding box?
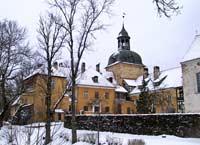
[53,62,58,69]
[81,62,86,73]
[96,63,100,72]
[153,66,160,80]
[143,67,149,79]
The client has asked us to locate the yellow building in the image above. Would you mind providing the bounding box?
[129,66,183,113]
[106,24,144,85]
[11,24,184,124]
[17,65,69,122]
[75,66,115,114]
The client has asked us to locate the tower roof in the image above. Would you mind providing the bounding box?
[118,24,130,38]
[108,50,143,66]
[107,23,143,66]
[182,34,200,62]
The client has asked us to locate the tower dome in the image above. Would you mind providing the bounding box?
[107,24,143,66]
[108,50,143,65]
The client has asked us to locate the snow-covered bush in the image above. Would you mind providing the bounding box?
[106,136,123,145]
[128,139,145,145]
[81,133,97,144]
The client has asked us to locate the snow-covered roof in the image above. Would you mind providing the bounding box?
[76,67,115,88]
[130,67,182,95]
[158,67,182,88]
[123,79,137,86]
[115,85,128,93]
[24,65,69,80]
[102,70,118,86]
[182,35,200,62]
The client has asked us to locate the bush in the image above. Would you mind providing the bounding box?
[128,139,145,145]
[106,136,123,145]
[82,133,97,144]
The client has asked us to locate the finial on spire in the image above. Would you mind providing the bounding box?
[122,12,126,26]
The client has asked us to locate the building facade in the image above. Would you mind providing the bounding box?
[181,35,200,112]
[11,24,185,123]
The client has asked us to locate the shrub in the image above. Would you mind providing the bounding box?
[106,136,123,145]
[82,133,97,144]
[128,139,145,145]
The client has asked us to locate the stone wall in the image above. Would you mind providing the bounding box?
[64,113,200,138]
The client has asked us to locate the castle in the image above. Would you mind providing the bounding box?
[11,24,183,123]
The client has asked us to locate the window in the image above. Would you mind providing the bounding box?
[83,91,88,99]
[92,76,98,83]
[127,107,131,114]
[105,107,110,113]
[107,77,113,83]
[51,80,56,89]
[167,96,172,102]
[105,92,109,99]
[95,92,99,99]
[58,113,62,121]
[84,106,88,111]
[196,72,200,93]
[26,84,34,92]
[94,106,100,113]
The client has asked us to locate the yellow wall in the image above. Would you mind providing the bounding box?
[76,86,115,114]
[20,74,69,122]
[120,101,137,114]
[106,62,144,85]
[130,88,178,113]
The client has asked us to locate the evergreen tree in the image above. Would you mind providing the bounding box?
[137,79,154,114]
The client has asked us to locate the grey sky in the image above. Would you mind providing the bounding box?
[0,0,200,71]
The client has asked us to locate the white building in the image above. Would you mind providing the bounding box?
[181,35,200,112]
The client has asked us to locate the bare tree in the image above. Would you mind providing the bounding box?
[37,13,67,144]
[153,0,181,18]
[0,19,29,126]
[48,0,115,143]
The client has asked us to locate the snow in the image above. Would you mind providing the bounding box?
[76,67,115,88]
[11,96,20,106]
[115,85,128,93]
[130,67,182,95]
[55,109,64,113]
[157,67,182,88]
[24,65,69,80]
[182,35,200,62]
[102,70,118,86]
[124,79,137,86]
[0,122,199,145]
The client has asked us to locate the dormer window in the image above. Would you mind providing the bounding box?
[107,77,113,83]
[92,76,98,83]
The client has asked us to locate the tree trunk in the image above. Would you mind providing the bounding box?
[45,65,52,144]
[0,74,8,126]
[71,78,77,143]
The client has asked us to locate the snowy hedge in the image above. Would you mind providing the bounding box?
[64,113,200,138]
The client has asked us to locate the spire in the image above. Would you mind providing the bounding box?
[117,13,130,51]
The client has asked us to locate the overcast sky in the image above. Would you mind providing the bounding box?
[0,0,200,71]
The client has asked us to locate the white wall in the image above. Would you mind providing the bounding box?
[182,58,200,112]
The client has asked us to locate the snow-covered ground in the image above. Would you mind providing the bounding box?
[0,122,199,145]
